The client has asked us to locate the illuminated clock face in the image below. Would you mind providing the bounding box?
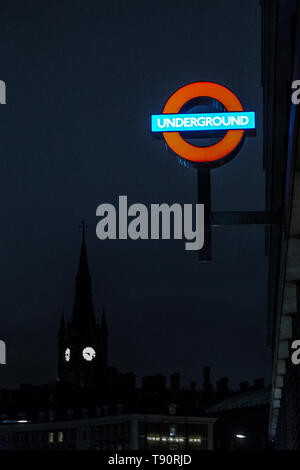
[65,348,71,362]
[82,347,96,361]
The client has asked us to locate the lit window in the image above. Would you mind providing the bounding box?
[189,437,202,443]
[169,404,177,415]
[148,435,185,443]
[48,432,54,443]
[170,425,176,437]
[58,432,63,443]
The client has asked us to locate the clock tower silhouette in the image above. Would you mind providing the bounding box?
[58,223,108,389]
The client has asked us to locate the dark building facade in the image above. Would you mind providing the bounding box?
[0,414,216,451]
[207,381,270,450]
[262,0,300,448]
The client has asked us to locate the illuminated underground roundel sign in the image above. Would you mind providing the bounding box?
[151,82,256,166]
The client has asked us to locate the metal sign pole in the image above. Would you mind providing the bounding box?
[197,168,211,261]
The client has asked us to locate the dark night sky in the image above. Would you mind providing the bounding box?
[0,0,270,390]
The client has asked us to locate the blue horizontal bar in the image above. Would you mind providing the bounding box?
[151,111,256,132]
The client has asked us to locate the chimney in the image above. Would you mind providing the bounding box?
[170,373,180,393]
[239,381,249,392]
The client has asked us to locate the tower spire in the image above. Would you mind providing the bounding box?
[80,220,87,242]
[77,221,89,280]
[59,310,66,336]
[100,308,108,333]
[71,221,95,327]
[58,222,108,389]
